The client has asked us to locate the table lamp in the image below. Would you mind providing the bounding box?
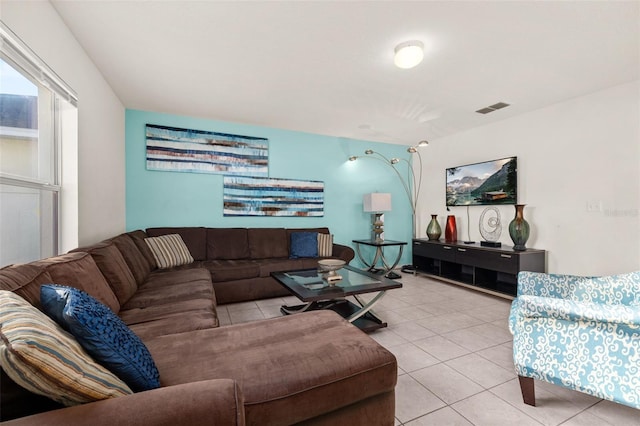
[363,193,391,242]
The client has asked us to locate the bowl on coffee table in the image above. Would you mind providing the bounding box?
[317,259,346,286]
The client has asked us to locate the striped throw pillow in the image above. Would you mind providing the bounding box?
[0,291,132,406]
[144,234,194,269]
[318,233,333,257]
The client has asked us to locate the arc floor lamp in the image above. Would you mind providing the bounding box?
[348,140,428,240]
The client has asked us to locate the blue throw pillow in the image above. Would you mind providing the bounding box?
[290,232,318,258]
[40,284,160,392]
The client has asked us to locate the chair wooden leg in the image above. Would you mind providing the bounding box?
[518,375,536,406]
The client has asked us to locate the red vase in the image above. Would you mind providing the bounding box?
[445,215,457,242]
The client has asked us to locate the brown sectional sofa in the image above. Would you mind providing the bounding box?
[143,227,355,304]
[0,227,397,425]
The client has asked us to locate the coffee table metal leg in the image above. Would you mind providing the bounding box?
[348,291,386,323]
[280,302,315,315]
[281,299,350,316]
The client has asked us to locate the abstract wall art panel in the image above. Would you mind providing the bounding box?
[146,124,268,176]
[223,176,324,217]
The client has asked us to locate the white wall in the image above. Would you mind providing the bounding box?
[417,81,640,275]
[1,0,126,247]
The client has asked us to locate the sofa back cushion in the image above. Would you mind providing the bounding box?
[248,228,288,259]
[32,252,120,313]
[0,263,53,309]
[207,228,250,260]
[127,230,157,269]
[111,234,153,285]
[79,242,138,305]
[146,227,207,261]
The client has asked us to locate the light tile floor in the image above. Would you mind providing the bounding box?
[219,272,640,426]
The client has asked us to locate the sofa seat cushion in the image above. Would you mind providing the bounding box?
[123,279,213,310]
[32,253,120,313]
[127,310,219,341]
[0,263,53,309]
[199,260,260,282]
[212,277,290,305]
[145,311,397,425]
[293,257,332,270]
[257,258,330,279]
[139,267,212,289]
[119,298,214,326]
[255,258,329,278]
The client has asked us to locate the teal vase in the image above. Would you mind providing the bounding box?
[509,204,530,251]
[426,214,441,240]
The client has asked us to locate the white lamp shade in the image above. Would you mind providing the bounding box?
[363,193,392,212]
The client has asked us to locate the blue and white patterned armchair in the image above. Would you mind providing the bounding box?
[509,270,640,409]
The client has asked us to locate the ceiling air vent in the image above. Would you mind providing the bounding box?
[476,102,510,114]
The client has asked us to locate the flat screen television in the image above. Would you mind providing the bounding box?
[446,157,517,206]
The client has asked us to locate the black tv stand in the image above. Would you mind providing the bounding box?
[412,239,546,298]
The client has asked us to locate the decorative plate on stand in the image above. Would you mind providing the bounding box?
[479,206,502,246]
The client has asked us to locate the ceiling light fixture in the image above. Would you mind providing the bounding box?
[394,40,424,69]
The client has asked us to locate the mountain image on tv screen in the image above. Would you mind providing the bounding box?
[446,157,517,206]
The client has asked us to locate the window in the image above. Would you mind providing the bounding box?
[0,23,77,266]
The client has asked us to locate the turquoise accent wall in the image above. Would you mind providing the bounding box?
[125,109,413,267]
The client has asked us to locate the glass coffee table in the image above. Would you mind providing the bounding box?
[271,265,402,332]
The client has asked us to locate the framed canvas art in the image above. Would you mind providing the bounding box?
[223,176,324,217]
[146,124,268,177]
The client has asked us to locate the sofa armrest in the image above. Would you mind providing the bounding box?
[3,379,244,426]
[517,271,586,299]
[332,243,355,263]
[510,295,640,336]
[517,271,640,305]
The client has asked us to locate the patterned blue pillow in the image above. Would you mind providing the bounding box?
[290,232,318,258]
[40,284,160,392]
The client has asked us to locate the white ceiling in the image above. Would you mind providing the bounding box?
[51,1,639,146]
